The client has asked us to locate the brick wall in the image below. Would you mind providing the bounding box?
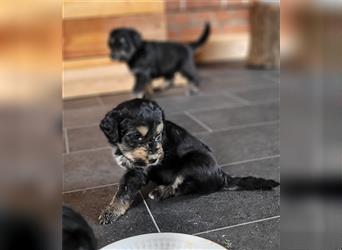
[165,0,251,41]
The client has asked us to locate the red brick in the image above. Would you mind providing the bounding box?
[215,10,231,22]
[168,26,207,41]
[221,24,249,33]
[167,11,213,28]
[167,12,192,25]
[166,0,180,12]
[186,0,221,10]
[230,9,250,19]
[166,8,250,41]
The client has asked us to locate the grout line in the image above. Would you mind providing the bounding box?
[64,123,99,130]
[262,75,280,84]
[167,103,246,116]
[167,90,279,116]
[193,215,280,236]
[63,146,111,155]
[184,111,213,133]
[64,128,70,154]
[63,183,119,194]
[224,91,251,106]
[227,83,278,93]
[140,193,161,233]
[194,120,279,136]
[63,100,275,131]
[96,96,105,107]
[249,98,280,105]
[220,154,280,168]
[63,121,279,156]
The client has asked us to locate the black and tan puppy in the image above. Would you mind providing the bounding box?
[98,99,279,224]
[108,23,211,98]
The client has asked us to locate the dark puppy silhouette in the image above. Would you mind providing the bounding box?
[98,99,279,224]
[108,23,211,98]
[63,206,97,250]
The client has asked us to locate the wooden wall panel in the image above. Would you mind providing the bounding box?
[63,14,166,59]
[63,61,186,99]
[64,0,164,19]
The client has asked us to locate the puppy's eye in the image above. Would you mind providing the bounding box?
[155,134,162,142]
[129,133,143,142]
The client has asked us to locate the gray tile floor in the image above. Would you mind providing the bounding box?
[63,65,280,249]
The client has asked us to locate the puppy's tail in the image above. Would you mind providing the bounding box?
[189,22,211,50]
[221,171,279,191]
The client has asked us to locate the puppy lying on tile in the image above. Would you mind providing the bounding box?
[98,99,279,224]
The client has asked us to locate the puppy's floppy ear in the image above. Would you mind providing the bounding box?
[99,110,120,144]
[131,31,142,48]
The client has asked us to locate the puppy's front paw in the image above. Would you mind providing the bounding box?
[186,85,200,96]
[98,207,123,225]
[133,92,144,99]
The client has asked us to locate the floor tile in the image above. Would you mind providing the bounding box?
[63,148,124,192]
[63,185,157,248]
[100,93,132,108]
[198,124,279,165]
[67,125,107,152]
[222,157,280,182]
[62,65,280,248]
[235,87,279,103]
[191,102,279,130]
[166,113,208,134]
[199,76,276,95]
[200,218,280,250]
[156,94,240,114]
[153,86,187,98]
[63,106,107,128]
[63,97,101,110]
[63,130,67,153]
[145,188,279,234]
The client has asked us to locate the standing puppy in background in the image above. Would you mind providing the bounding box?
[108,23,211,98]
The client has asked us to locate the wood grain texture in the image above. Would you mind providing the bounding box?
[63,14,166,59]
[63,0,164,19]
[63,62,187,99]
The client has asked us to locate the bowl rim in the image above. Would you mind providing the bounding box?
[100,232,227,250]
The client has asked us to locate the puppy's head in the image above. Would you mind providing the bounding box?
[108,28,142,61]
[100,99,165,168]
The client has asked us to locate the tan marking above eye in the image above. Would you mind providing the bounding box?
[136,126,149,136]
[156,123,164,133]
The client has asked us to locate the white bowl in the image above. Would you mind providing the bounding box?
[101,233,226,250]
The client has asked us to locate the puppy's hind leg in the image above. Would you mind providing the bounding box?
[133,73,151,98]
[180,58,200,96]
[153,74,175,93]
[143,83,154,99]
[148,176,185,200]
